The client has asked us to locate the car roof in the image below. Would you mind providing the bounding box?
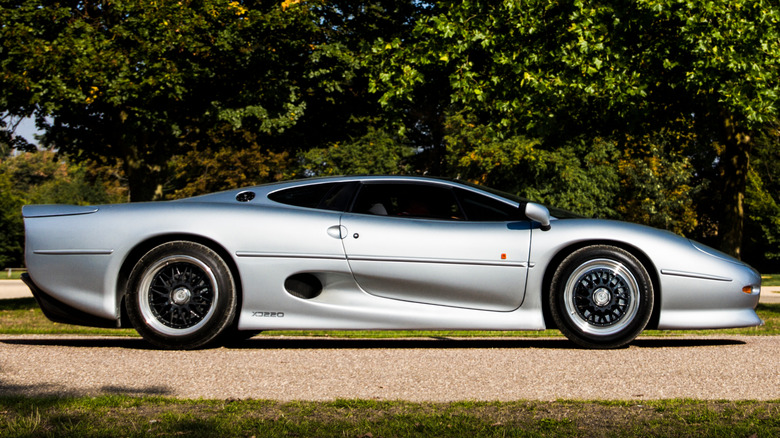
[179,175,507,205]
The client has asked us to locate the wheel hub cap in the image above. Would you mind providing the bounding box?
[172,287,192,305]
[144,259,216,330]
[592,288,611,307]
[573,267,631,326]
[562,258,643,337]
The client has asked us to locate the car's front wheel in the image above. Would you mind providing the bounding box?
[126,241,237,349]
[549,245,653,349]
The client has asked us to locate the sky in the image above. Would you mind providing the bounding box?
[14,117,41,145]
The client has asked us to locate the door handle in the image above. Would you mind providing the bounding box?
[327,225,347,239]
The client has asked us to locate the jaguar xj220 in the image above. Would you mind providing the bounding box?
[22,175,762,349]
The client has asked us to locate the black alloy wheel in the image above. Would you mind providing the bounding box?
[550,245,654,349]
[126,241,237,350]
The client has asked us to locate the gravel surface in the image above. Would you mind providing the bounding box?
[1,335,778,401]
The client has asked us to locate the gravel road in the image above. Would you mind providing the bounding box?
[1,334,778,401]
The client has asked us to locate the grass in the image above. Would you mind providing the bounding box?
[762,274,780,286]
[0,270,25,280]
[1,297,779,337]
[0,396,778,437]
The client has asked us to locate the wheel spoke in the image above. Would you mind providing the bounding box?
[562,258,641,336]
[145,261,215,330]
[571,267,633,327]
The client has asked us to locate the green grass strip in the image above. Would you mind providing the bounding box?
[1,396,778,437]
[762,274,780,286]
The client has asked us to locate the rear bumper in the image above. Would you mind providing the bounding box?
[21,273,119,328]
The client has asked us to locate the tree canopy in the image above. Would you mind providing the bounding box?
[2,0,360,200]
[369,0,780,259]
[1,0,779,267]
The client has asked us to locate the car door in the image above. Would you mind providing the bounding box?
[340,181,532,311]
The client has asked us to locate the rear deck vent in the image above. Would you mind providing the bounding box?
[236,191,256,202]
[284,273,322,299]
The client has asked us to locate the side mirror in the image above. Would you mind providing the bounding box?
[525,202,551,231]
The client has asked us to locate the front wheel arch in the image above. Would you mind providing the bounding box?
[541,240,661,331]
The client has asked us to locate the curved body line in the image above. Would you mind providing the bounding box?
[660,269,732,282]
[33,249,114,255]
[236,251,345,260]
[347,255,526,268]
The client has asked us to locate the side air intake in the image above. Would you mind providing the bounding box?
[284,273,323,299]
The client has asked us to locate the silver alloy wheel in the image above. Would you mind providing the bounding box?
[137,255,219,336]
[562,258,641,336]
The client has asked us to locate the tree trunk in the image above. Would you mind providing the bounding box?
[717,116,752,259]
[124,144,164,202]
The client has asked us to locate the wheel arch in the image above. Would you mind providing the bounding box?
[116,234,244,329]
[540,239,662,331]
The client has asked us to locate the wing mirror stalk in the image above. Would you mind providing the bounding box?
[525,202,552,231]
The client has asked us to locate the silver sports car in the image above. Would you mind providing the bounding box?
[22,175,762,349]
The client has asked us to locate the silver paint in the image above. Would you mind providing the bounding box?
[22,175,761,337]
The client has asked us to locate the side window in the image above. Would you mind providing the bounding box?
[352,183,465,220]
[268,182,357,212]
[454,188,524,221]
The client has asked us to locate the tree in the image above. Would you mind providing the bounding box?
[0,114,36,157]
[443,112,621,218]
[1,1,427,201]
[0,1,318,201]
[743,127,780,271]
[0,170,25,269]
[0,150,123,268]
[167,143,292,199]
[615,129,702,235]
[370,0,780,258]
[298,128,415,177]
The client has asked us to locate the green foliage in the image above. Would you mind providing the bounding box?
[0,1,422,201]
[523,140,620,219]
[0,171,24,268]
[1,1,319,200]
[0,115,35,157]
[743,129,780,271]
[369,0,780,257]
[298,128,415,177]
[167,144,292,199]
[372,0,780,133]
[616,128,703,235]
[0,151,123,268]
[444,113,620,218]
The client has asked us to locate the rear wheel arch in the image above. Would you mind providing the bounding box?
[541,240,661,331]
[124,240,238,349]
[116,234,244,327]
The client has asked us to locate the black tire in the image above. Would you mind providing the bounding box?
[219,301,262,344]
[125,241,237,350]
[549,245,653,349]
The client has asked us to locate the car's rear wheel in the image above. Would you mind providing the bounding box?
[126,241,237,349]
[549,245,653,349]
